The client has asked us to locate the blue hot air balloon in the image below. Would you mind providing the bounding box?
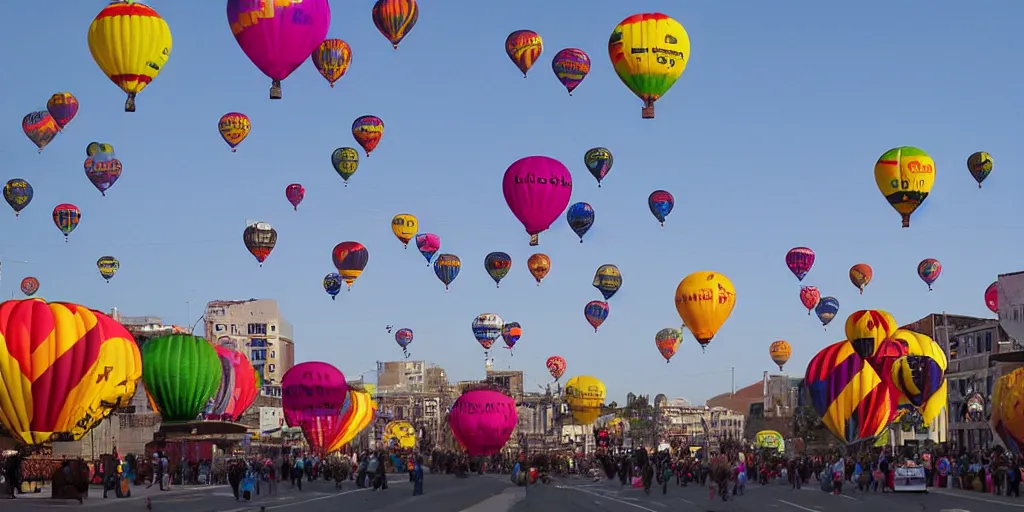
[433,253,461,290]
[648,190,674,226]
[565,202,595,243]
[815,296,840,329]
[323,272,342,300]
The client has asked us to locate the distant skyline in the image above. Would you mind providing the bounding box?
[3,1,1023,404]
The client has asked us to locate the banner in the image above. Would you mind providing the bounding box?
[893,465,926,492]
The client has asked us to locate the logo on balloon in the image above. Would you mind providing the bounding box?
[512,173,571,187]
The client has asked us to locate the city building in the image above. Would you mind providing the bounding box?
[655,397,744,452]
[204,299,295,397]
[486,369,524,403]
[374,360,451,451]
[376,360,447,394]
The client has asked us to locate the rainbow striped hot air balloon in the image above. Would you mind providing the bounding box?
[805,340,893,445]
[608,13,691,119]
[0,299,142,445]
[88,1,173,112]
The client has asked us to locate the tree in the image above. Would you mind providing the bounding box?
[791,405,826,442]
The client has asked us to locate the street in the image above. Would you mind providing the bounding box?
[2,473,517,512]
[511,476,1024,511]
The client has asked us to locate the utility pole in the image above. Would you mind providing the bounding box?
[731,367,735,397]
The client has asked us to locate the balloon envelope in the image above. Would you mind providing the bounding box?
[804,340,892,445]
[141,334,222,423]
[448,389,518,456]
[502,156,572,246]
[281,362,348,455]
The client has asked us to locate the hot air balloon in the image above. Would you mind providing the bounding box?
[674,271,736,349]
[545,356,566,381]
[327,388,378,451]
[97,256,120,283]
[655,328,683,363]
[218,112,251,152]
[205,345,257,422]
[415,233,440,265]
[331,147,360,185]
[593,264,622,300]
[0,300,142,445]
[449,388,518,456]
[332,242,369,290]
[917,258,941,291]
[815,297,840,329]
[584,300,610,333]
[282,362,349,455]
[3,179,33,217]
[849,264,873,294]
[433,254,461,290]
[890,354,945,409]
[471,314,504,355]
[23,111,58,152]
[799,286,820,315]
[285,183,305,210]
[84,142,122,196]
[503,156,573,246]
[565,376,606,424]
[52,204,81,242]
[20,277,39,297]
[391,214,418,248]
[844,310,898,360]
[46,93,79,129]
[551,48,590,95]
[311,39,352,87]
[243,222,277,266]
[647,190,675,226]
[785,247,815,281]
[985,282,999,314]
[227,0,330,99]
[967,151,993,188]
[991,368,1024,453]
[527,253,551,285]
[505,30,543,77]
[805,340,893,444]
[584,147,613,187]
[501,322,522,354]
[141,334,221,423]
[484,252,512,287]
[874,147,935,228]
[323,272,342,300]
[865,338,908,393]
[395,328,413,357]
[352,116,384,157]
[88,1,172,111]
[608,13,690,119]
[768,340,792,371]
[566,202,595,242]
[372,0,418,49]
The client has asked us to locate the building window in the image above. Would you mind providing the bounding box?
[215,324,226,332]
[271,325,276,332]
[986,331,993,352]
[268,363,276,373]
[270,351,276,359]
[231,325,238,334]
[248,323,267,335]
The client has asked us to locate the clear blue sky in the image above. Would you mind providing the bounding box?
[3,1,1023,404]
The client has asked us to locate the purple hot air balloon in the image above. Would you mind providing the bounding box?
[502,156,573,246]
[227,0,332,99]
[448,388,518,456]
[281,361,348,455]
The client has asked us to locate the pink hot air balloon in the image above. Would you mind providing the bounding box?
[448,388,518,456]
[286,183,305,210]
[282,362,348,455]
[502,156,573,246]
[207,345,259,422]
[985,281,999,314]
[227,0,331,99]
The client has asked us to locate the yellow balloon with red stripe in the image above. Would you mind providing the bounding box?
[0,299,142,445]
[768,340,791,371]
[327,388,377,452]
[88,1,173,112]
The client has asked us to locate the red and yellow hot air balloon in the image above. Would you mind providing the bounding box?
[844,309,897,360]
[768,340,791,371]
[371,0,418,50]
[804,340,893,445]
[0,299,142,445]
[849,264,873,294]
[327,387,378,452]
[87,1,173,112]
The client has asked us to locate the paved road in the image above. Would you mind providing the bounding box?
[512,476,1024,511]
[3,473,517,511]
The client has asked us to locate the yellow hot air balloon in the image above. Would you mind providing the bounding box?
[88,1,173,112]
[890,329,947,370]
[755,430,785,452]
[608,13,690,119]
[844,310,897,360]
[382,420,417,449]
[873,147,935,228]
[327,389,377,452]
[991,368,1024,452]
[564,375,605,425]
[391,213,418,248]
[768,340,791,371]
[673,271,736,350]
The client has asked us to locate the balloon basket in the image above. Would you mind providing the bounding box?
[641,105,654,119]
[124,92,136,113]
[901,214,910,228]
[270,80,282,100]
[529,234,539,246]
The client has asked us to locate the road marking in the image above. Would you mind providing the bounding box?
[779,499,821,512]
[839,494,857,501]
[556,485,661,512]
[678,497,694,504]
[930,488,1024,508]
[216,480,410,512]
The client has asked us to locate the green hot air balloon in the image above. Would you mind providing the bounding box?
[141,334,222,423]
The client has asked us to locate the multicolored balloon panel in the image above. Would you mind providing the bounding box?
[873,146,935,228]
[608,13,690,118]
[372,0,418,49]
[218,112,251,152]
[352,116,384,156]
[23,111,59,152]
[551,48,591,95]
[804,340,892,445]
[3,179,33,217]
[505,30,543,77]
[311,39,352,87]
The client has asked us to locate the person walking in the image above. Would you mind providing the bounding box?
[376,452,389,490]
[412,456,424,496]
[368,454,381,491]
[662,464,673,495]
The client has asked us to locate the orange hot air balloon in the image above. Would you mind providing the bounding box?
[769,340,792,371]
[849,264,873,294]
[505,30,543,77]
[527,253,551,285]
[844,310,897,360]
[0,299,142,445]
